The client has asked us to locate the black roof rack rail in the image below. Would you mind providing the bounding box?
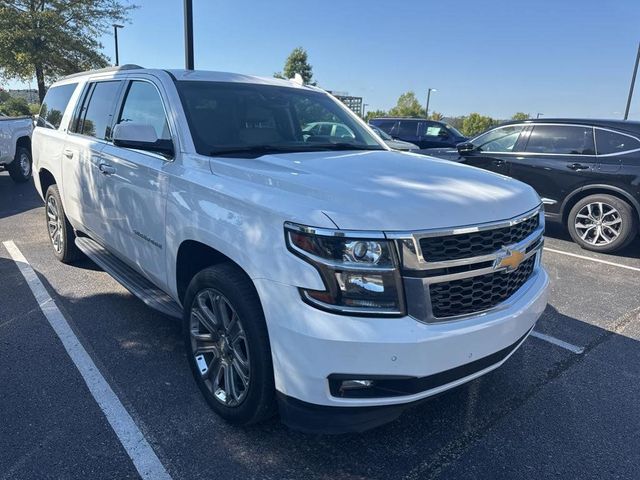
[61,64,144,81]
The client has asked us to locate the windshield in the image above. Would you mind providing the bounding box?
[176,81,384,157]
[371,125,393,141]
[445,124,465,138]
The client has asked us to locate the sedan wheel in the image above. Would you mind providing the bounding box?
[574,201,621,246]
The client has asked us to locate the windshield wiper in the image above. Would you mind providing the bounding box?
[309,143,384,151]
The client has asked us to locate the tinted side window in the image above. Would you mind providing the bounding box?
[371,120,396,133]
[419,121,447,137]
[77,81,122,140]
[595,129,640,154]
[473,125,524,152]
[398,121,418,137]
[116,81,171,141]
[525,125,595,155]
[38,83,77,129]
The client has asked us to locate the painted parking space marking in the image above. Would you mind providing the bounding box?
[531,330,585,354]
[544,247,640,273]
[3,241,172,480]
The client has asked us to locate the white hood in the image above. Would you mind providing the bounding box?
[208,150,541,231]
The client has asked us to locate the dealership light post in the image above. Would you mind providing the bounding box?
[425,88,436,118]
[362,103,369,118]
[184,0,194,70]
[624,42,640,120]
[113,24,123,66]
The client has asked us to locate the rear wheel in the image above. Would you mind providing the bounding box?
[568,194,637,253]
[44,185,81,263]
[8,146,32,183]
[183,263,276,425]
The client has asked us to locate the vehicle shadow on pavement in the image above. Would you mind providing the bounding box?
[0,174,43,220]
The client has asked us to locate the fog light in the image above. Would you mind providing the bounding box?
[340,379,374,391]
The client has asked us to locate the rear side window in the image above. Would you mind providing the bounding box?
[116,81,171,141]
[595,129,640,155]
[525,125,595,155]
[38,83,77,130]
[75,81,123,140]
[398,121,418,137]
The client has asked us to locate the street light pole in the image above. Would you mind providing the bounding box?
[112,24,123,66]
[536,113,543,119]
[362,103,369,119]
[426,88,436,118]
[184,0,194,70]
[624,42,640,120]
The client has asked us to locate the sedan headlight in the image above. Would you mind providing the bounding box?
[284,222,405,316]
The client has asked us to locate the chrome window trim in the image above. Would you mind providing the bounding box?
[471,123,640,157]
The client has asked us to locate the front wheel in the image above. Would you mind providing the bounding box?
[183,263,276,425]
[568,194,638,253]
[8,146,32,183]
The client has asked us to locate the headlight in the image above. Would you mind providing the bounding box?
[284,222,405,316]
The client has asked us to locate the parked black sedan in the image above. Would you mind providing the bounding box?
[423,119,640,253]
[369,117,467,149]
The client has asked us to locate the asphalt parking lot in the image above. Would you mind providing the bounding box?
[1,171,639,480]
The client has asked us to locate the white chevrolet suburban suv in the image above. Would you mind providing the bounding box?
[32,65,549,433]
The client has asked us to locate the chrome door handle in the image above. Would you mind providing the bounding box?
[98,163,116,175]
[567,163,589,171]
[63,148,74,159]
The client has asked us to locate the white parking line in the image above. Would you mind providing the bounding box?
[3,241,172,480]
[544,247,640,273]
[531,330,585,354]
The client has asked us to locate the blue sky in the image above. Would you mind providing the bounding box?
[6,0,640,119]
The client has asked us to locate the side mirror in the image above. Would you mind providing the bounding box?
[113,122,174,157]
[457,141,475,153]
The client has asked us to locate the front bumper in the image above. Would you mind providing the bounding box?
[255,265,548,427]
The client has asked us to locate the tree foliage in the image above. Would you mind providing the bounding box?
[365,109,387,121]
[274,47,315,85]
[429,111,444,121]
[0,0,136,102]
[388,91,424,118]
[0,95,31,115]
[511,112,530,121]
[461,113,495,137]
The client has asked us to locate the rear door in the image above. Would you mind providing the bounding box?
[62,79,124,239]
[508,124,598,215]
[97,78,174,287]
[459,124,526,176]
[396,120,420,146]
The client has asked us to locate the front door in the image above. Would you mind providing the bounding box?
[97,79,173,287]
[417,121,453,149]
[459,124,527,176]
[508,124,598,216]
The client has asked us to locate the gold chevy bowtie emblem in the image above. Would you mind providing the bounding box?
[496,249,525,271]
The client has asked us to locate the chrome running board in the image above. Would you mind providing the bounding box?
[75,236,183,319]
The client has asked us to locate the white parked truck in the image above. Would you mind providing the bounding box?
[32,65,549,433]
[0,114,33,183]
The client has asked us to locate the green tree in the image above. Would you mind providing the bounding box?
[0,1,136,103]
[365,109,387,122]
[0,95,31,116]
[0,88,10,102]
[461,113,494,137]
[274,47,315,85]
[388,91,424,118]
[429,111,444,121]
[511,112,530,121]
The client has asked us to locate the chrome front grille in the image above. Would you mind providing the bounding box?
[419,214,539,263]
[388,206,545,323]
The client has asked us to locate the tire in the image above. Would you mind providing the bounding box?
[567,194,638,253]
[44,185,82,263]
[8,146,32,183]
[183,263,276,425]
